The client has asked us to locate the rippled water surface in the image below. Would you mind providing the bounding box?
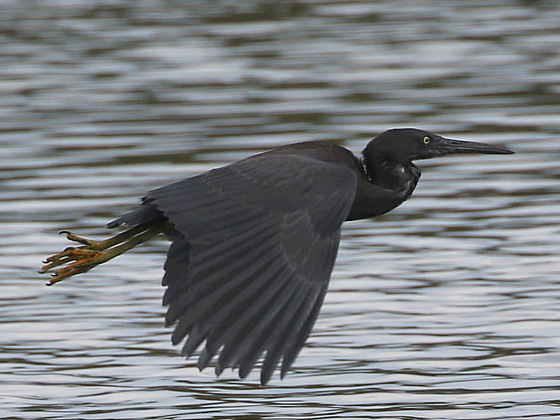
[2,1,560,419]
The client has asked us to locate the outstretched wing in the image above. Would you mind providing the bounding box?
[147,151,357,384]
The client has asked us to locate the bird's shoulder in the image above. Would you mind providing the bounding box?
[258,140,362,173]
[210,141,360,208]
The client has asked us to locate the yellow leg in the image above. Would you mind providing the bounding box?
[40,220,168,285]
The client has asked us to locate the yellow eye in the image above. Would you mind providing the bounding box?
[423,136,430,144]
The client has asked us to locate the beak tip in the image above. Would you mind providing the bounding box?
[494,147,515,155]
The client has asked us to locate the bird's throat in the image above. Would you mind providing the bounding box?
[364,156,420,200]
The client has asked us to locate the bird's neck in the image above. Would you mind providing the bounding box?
[345,153,421,221]
[362,153,420,200]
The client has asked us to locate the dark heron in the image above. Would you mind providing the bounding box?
[41,128,513,385]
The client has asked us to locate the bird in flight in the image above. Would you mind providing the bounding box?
[41,128,513,385]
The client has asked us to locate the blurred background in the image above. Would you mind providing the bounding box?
[1,1,559,419]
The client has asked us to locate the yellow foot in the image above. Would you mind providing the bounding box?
[40,231,107,285]
[40,220,168,286]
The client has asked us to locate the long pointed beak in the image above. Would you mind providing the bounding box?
[433,136,514,157]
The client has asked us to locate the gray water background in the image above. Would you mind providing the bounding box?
[1,1,560,419]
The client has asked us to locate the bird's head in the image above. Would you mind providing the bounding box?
[364,128,514,163]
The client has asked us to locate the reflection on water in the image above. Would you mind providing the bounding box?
[1,1,560,419]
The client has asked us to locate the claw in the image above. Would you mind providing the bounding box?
[58,231,100,248]
[41,231,106,284]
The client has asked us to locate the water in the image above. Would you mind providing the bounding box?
[1,1,560,418]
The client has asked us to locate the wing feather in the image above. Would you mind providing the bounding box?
[281,286,328,378]
[260,284,325,385]
[169,245,285,345]
[213,272,300,374]
[166,234,282,329]
[147,150,357,384]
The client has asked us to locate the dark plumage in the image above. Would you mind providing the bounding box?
[42,128,513,385]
